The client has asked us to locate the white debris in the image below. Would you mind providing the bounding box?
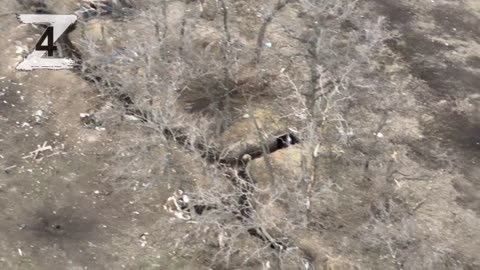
[4,165,17,171]
[313,144,320,158]
[140,239,147,247]
[34,110,43,117]
[264,42,272,48]
[15,46,24,54]
[164,190,191,220]
[18,248,23,256]
[173,211,190,220]
[218,233,224,247]
[376,132,384,138]
[124,115,140,121]
[34,110,44,122]
[288,127,299,133]
[139,232,149,247]
[80,113,90,118]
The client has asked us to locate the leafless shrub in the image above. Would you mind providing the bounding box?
[79,0,396,269]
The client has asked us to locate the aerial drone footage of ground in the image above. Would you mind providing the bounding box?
[0,0,479,269]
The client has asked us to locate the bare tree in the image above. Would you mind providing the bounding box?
[77,0,394,269]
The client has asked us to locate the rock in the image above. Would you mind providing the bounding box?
[218,108,288,162]
[220,108,286,145]
[249,145,311,189]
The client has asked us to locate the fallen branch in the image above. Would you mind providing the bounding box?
[22,141,53,160]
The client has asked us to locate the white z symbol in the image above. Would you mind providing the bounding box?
[16,14,77,70]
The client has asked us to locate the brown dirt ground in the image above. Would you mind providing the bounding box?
[1,0,479,269]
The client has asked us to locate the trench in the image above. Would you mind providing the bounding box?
[18,0,307,259]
